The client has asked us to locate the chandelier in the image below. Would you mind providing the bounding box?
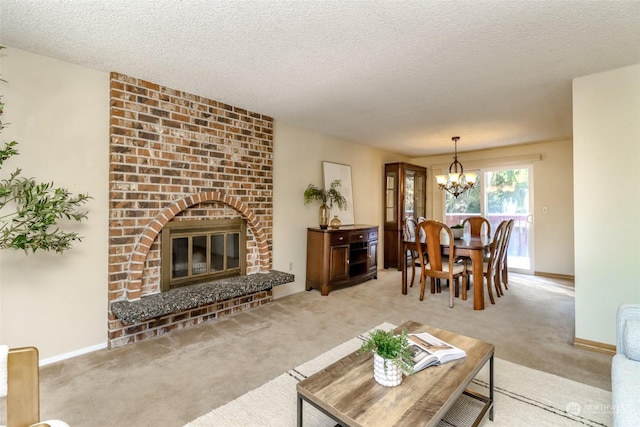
[435,136,477,198]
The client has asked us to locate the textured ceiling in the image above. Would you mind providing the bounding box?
[1,0,639,156]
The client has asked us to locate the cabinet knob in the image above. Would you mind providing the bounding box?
[358,235,363,238]
[339,236,344,240]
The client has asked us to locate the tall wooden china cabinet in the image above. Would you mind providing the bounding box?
[383,163,427,270]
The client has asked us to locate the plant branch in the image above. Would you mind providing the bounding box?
[303,179,347,210]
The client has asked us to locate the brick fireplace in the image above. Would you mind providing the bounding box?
[107,72,283,348]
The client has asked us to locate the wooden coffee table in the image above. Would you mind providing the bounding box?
[296,321,494,427]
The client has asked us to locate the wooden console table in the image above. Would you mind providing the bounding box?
[306,225,378,296]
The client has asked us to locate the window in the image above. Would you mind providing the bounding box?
[444,166,533,272]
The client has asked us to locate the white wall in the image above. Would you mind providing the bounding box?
[272,122,408,297]
[413,139,575,276]
[573,63,640,345]
[0,47,110,359]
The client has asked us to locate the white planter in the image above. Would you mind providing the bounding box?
[451,227,464,239]
[373,353,403,387]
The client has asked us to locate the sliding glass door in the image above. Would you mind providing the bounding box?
[444,165,533,273]
[485,167,532,272]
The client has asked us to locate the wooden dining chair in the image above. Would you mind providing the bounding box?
[462,216,491,238]
[403,216,420,287]
[497,219,515,293]
[467,220,508,304]
[4,346,70,427]
[415,220,467,308]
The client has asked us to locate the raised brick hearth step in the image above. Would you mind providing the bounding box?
[111,271,294,323]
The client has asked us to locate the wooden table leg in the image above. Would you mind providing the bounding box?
[471,249,485,310]
[489,354,494,420]
[402,241,408,295]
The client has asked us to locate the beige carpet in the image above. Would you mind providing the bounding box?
[186,323,611,426]
[4,270,613,426]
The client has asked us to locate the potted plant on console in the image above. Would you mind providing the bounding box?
[359,328,413,387]
[303,179,347,229]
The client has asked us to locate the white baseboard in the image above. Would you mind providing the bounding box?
[40,342,107,366]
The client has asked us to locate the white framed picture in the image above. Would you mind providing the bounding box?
[323,161,355,225]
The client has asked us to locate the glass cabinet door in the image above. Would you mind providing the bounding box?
[385,172,396,223]
[414,171,425,218]
[403,169,426,219]
[404,171,416,218]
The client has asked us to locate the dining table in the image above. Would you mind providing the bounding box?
[402,234,491,310]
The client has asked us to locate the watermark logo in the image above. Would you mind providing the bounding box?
[566,401,615,416]
[566,402,581,416]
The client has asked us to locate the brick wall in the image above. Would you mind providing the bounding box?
[108,72,274,347]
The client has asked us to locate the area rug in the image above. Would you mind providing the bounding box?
[185,323,612,427]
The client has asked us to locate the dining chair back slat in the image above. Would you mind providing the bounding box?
[462,216,491,239]
[403,216,417,241]
[404,217,421,287]
[485,220,509,300]
[498,219,515,291]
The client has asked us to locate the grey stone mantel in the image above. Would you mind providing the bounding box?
[111,270,294,323]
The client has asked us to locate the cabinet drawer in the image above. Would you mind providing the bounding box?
[369,230,378,241]
[330,233,349,246]
[350,232,368,242]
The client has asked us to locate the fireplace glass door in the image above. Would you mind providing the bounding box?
[162,219,246,291]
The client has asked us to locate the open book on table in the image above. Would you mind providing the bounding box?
[404,332,467,374]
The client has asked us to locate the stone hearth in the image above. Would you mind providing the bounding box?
[111,271,293,323]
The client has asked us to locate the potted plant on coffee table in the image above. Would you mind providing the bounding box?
[303,179,347,229]
[359,328,413,387]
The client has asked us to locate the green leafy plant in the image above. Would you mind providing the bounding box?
[0,56,91,253]
[451,224,464,229]
[359,328,413,374]
[303,179,347,210]
[0,141,91,253]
